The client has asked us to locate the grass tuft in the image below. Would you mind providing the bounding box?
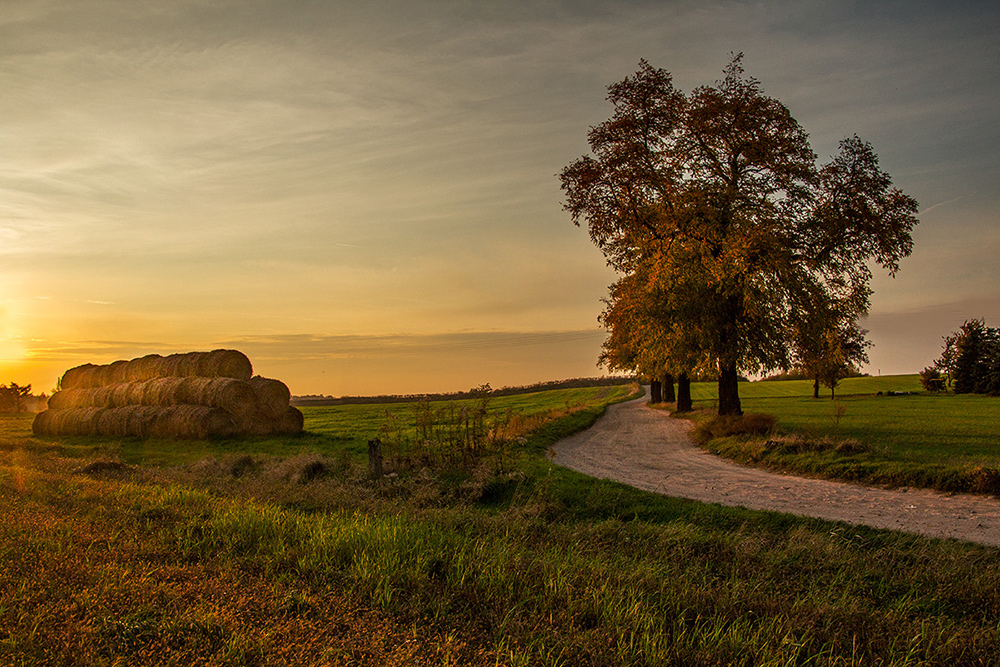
[692,412,777,443]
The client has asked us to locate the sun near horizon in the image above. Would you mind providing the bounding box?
[3,2,999,397]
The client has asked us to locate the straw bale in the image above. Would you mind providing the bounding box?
[106,360,130,385]
[125,354,162,382]
[94,408,129,436]
[125,382,146,405]
[48,385,126,410]
[125,405,161,438]
[31,409,55,435]
[276,406,305,435]
[240,406,304,436]
[32,407,103,436]
[60,364,102,390]
[118,376,258,418]
[108,383,135,408]
[58,349,253,390]
[46,389,80,411]
[147,405,237,439]
[34,405,237,439]
[249,376,291,418]
[140,377,177,406]
[171,353,202,377]
[199,349,253,379]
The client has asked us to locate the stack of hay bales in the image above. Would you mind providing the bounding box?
[33,350,303,439]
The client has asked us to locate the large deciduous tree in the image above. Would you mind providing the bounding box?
[562,55,918,415]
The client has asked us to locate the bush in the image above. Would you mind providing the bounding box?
[693,413,777,443]
[919,367,945,392]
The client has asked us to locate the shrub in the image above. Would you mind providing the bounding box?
[919,366,945,392]
[693,413,777,443]
[968,465,1000,495]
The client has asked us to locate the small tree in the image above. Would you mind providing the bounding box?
[919,367,945,392]
[949,319,991,394]
[936,319,1000,396]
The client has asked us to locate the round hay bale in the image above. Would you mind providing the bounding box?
[125,354,163,382]
[57,350,254,391]
[173,376,204,404]
[174,353,202,377]
[91,386,113,408]
[125,405,161,438]
[204,378,257,420]
[108,383,135,408]
[60,364,102,390]
[124,382,146,405]
[32,409,56,436]
[198,350,253,380]
[249,376,291,419]
[106,360,130,385]
[94,408,130,436]
[147,405,237,439]
[37,407,103,436]
[48,388,111,410]
[47,389,79,411]
[140,377,180,406]
[278,406,305,434]
[152,355,182,378]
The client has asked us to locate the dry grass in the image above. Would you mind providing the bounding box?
[691,412,777,443]
[0,459,491,666]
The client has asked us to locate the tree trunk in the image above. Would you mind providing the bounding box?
[717,365,743,416]
[813,376,820,399]
[676,373,692,412]
[662,373,676,402]
[650,379,662,404]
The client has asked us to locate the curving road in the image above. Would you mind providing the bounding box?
[550,393,1000,547]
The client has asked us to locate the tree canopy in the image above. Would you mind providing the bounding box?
[561,55,919,414]
[935,319,1000,395]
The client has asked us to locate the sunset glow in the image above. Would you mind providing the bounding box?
[3,1,999,395]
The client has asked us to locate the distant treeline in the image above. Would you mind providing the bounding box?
[0,383,47,413]
[760,367,867,382]
[291,376,637,406]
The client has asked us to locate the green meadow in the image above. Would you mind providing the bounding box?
[687,375,1000,493]
[2,380,1000,665]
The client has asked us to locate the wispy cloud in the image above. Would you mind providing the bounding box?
[2,0,998,392]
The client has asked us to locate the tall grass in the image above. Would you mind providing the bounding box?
[3,380,1000,665]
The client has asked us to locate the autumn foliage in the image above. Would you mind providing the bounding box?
[562,55,918,414]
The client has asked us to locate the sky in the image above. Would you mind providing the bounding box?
[2,0,999,396]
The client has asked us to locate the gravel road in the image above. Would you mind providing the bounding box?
[550,393,1000,547]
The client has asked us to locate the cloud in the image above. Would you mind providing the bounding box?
[2,0,998,393]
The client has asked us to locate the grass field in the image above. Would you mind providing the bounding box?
[3,381,1000,665]
[683,375,1000,493]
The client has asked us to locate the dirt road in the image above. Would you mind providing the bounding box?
[550,393,1000,547]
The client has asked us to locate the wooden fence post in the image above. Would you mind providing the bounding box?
[368,437,383,480]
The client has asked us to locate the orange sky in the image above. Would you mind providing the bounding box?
[2,1,999,396]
